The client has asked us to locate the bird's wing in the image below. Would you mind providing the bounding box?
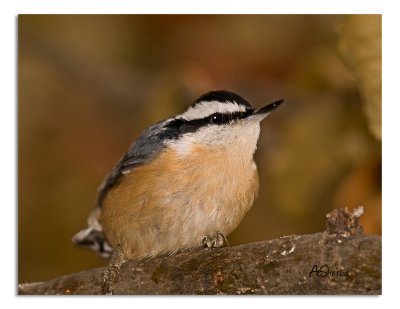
[72,118,181,256]
[95,119,181,209]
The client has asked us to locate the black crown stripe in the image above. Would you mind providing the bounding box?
[193,90,252,109]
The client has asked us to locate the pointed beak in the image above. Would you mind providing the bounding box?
[248,99,284,122]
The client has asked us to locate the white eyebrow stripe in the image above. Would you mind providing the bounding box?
[180,101,248,121]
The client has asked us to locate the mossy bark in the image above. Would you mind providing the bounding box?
[18,208,381,295]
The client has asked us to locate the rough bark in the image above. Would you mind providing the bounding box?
[18,207,381,295]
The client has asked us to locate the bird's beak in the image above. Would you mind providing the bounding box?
[248,99,284,122]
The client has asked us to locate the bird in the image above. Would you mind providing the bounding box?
[72,90,283,294]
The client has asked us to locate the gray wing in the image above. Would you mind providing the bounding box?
[72,118,183,257]
[72,117,182,257]
[95,118,181,209]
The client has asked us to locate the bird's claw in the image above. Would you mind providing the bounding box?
[202,232,230,250]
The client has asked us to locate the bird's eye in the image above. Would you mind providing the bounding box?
[210,113,224,124]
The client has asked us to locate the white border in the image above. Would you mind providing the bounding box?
[3,1,398,309]
[14,0,383,14]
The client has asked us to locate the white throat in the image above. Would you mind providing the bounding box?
[168,120,261,160]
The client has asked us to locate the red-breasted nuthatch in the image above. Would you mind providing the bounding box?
[72,90,283,293]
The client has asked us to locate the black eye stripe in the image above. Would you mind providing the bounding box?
[163,110,253,139]
[208,111,252,124]
[188,110,253,127]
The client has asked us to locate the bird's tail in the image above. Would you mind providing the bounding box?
[72,209,112,258]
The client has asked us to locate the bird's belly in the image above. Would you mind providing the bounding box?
[100,146,259,259]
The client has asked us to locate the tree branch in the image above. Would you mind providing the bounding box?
[18,207,381,295]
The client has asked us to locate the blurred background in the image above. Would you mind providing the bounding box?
[18,15,381,283]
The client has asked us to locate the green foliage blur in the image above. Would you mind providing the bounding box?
[18,15,381,283]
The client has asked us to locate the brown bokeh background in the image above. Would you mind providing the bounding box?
[18,15,381,283]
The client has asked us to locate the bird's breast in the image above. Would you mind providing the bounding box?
[101,143,259,258]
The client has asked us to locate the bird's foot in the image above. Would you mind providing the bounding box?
[202,232,230,250]
[102,244,125,295]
